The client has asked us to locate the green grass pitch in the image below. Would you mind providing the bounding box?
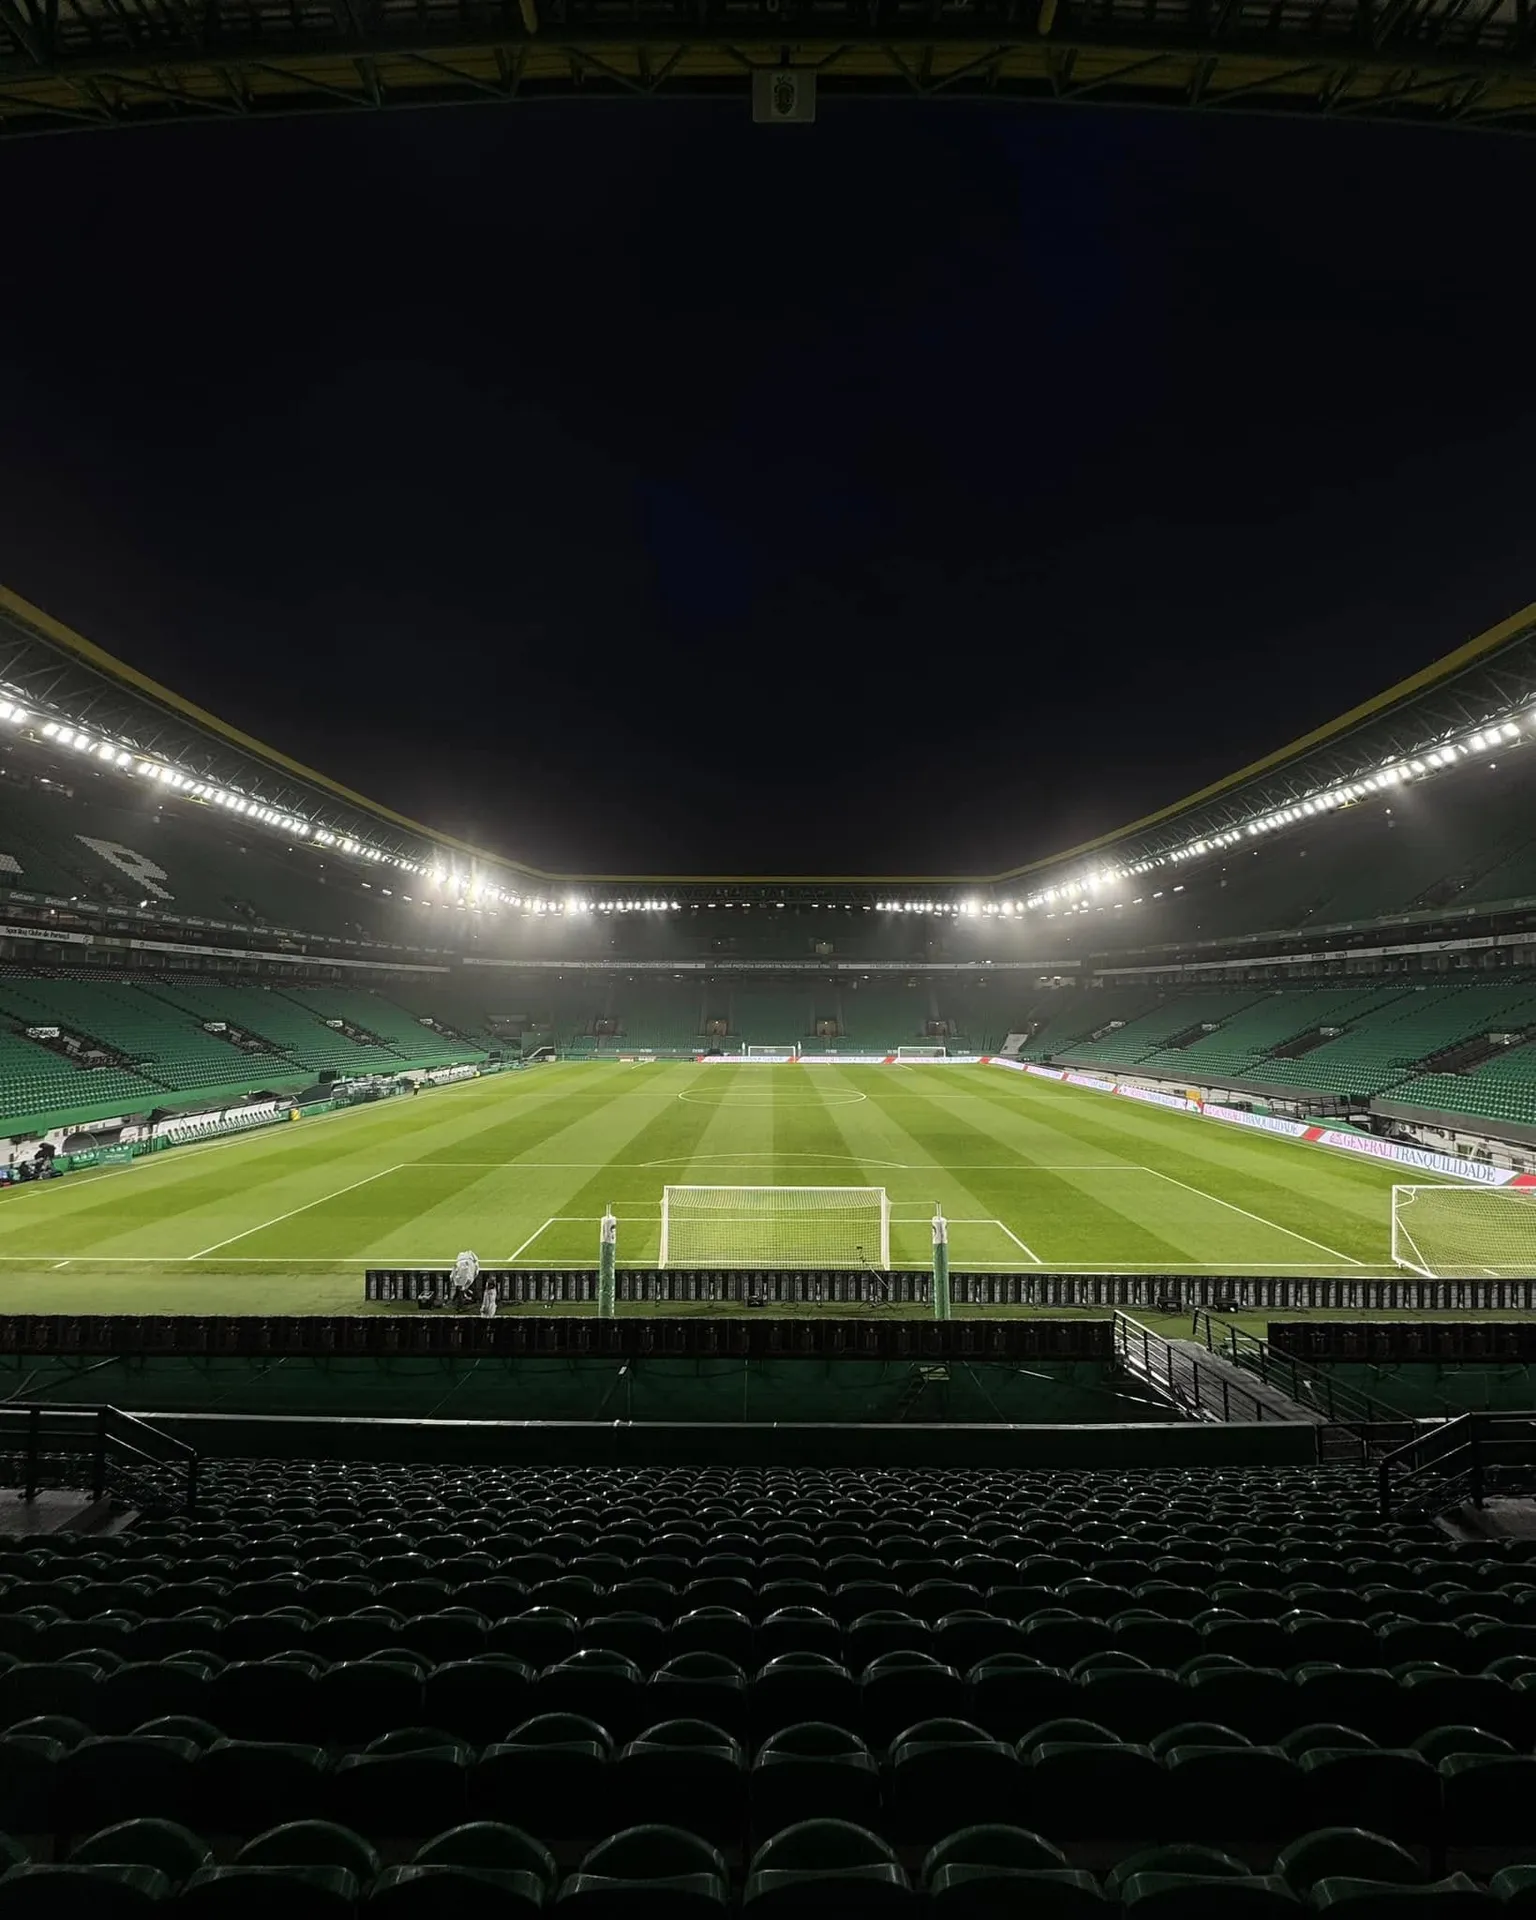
[0,1060,1429,1317]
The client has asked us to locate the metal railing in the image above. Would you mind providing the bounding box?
[1190,1310,1406,1429]
[1379,1410,1536,1520]
[0,1403,198,1513]
[1113,1313,1276,1424]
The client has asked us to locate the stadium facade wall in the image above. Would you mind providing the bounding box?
[0,1364,1316,1459]
[0,1352,1154,1428]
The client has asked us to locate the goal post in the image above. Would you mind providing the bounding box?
[1392,1183,1536,1277]
[896,1044,947,1060]
[659,1185,891,1269]
[745,1043,799,1059]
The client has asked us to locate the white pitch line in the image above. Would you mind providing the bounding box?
[189,1164,403,1259]
[1146,1168,1364,1266]
[415,1155,917,1170]
[994,1221,1044,1265]
[0,1254,1409,1273]
[504,1219,558,1263]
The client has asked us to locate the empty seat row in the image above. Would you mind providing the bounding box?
[3,1817,1536,1920]
[10,1638,1536,1741]
[7,1712,1536,1849]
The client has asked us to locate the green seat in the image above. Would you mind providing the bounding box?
[1274,1830,1425,1896]
[181,1865,360,1920]
[1488,1866,1536,1908]
[67,1821,213,1887]
[329,1728,471,1837]
[886,1719,1021,1846]
[0,1735,65,1831]
[422,1658,533,1746]
[647,1655,749,1739]
[1119,1869,1297,1919]
[743,1820,913,1919]
[317,1659,425,1745]
[613,1721,745,1847]
[1106,1848,1250,1898]
[1440,1753,1536,1851]
[199,1740,329,1832]
[368,1823,555,1919]
[100,1664,213,1734]
[1295,1747,1439,1843]
[750,1722,880,1836]
[1023,1729,1166,1840]
[181,1816,376,1920]
[1160,1743,1307,1842]
[209,1661,319,1743]
[0,1862,171,1918]
[472,1716,612,1841]
[964,1657,1073,1741]
[1309,1874,1492,1920]
[556,1825,729,1918]
[60,1736,202,1830]
[235,1822,379,1876]
[922,1825,1105,1919]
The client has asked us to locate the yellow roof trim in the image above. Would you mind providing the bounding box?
[988,598,1536,884]
[0,585,562,881]
[5,583,1533,890]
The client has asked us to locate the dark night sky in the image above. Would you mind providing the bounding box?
[2,104,1534,876]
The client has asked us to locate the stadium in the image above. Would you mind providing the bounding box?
[7,563,1536,1909]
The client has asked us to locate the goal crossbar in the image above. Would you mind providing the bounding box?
[660,1184,891,1269]
[1392,1182,1536,1278]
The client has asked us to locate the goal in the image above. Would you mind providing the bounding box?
[896,1044,948,1060]
[745,1044,799,1059]
[659,1185,891,1268]
[1391,1183,1536,1277]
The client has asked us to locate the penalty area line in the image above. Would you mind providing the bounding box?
[504,1219,558,1263]
[1146,1169,1363,1266]
[994,1221,1044,1265]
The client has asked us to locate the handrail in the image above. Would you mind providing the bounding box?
[1113,1312,1275,1425]
[1378,1409,1536,1520]
[1191,1309,1405,1428]
[0,1402,198,1513]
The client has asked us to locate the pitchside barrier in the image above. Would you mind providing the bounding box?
[366,1267,933,1306]
[362,1269,1536,1311]
[0,1312,1111,1361]
[1269,1320,1536,1362]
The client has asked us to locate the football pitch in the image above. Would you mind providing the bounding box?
[0,1061,1422,1315]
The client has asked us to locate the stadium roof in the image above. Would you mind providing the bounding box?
[2,581,1535,915]
[1,0,1534,139]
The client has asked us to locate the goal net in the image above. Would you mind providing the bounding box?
[1391,1183,1536,1277]
[660,1185,891,1268]
[897,1044,947,1059]
[745,1044,799,1059]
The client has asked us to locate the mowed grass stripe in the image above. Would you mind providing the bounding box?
[965,1069,1396,1263]
[0,1067,601,1260]
[836,1070,1195,1269]
[533,1068,738,1264]
[0,1063,1431,1309]
[878,1074,1306,1267]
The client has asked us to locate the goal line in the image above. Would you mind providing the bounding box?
[1391,1182,1536,1277]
